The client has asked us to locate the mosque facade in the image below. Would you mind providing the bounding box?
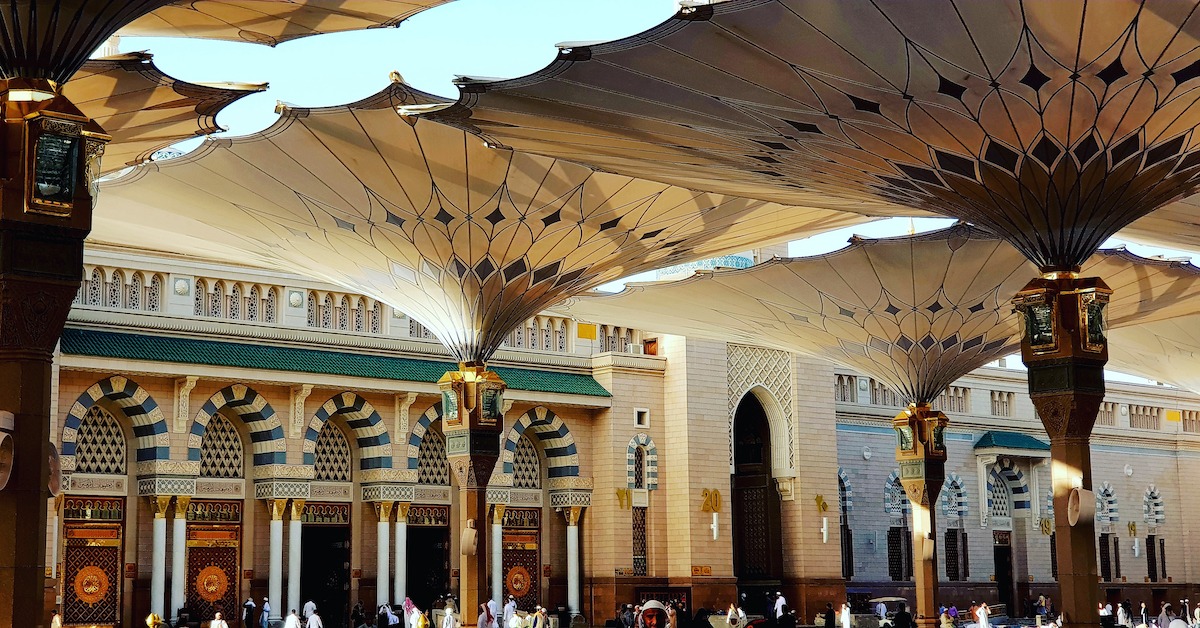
[47,245,1200,627]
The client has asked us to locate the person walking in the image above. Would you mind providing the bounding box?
[305,600,317,621]
[244,598,257,627]
[261,598,272,628]
[443,599,459,628]
[975,603,990,628]
[308,609,325,628]
[893,603,913,628]
[480,603,495,628]
[823,604,836,628]
[504,596,517,628]
[840,603,851,628]
[211,611,230,628]
[285,609,302,628]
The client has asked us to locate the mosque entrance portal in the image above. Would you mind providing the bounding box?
[407,505,452,609]
[300,503,351,628]
[731,393,783,616]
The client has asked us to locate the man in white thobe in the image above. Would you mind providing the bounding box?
[304,600,317,621]
[775,594,787,622]
[975,603,990,628]
[488,599,501,628]
[307,609,325,628]
[284,610,302,628]
[876,602,888,620]
[504,596,517,628]
[211,612,230,628]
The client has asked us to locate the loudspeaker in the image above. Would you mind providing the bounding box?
[48,442,61,497]
[1067,487,1095,526]
[461,519,478,555]
[0,432,13,492]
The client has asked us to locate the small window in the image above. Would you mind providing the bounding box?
[635,408,650,428]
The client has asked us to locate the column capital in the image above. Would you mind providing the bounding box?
[152,495,172,519]
[564,506,584,526]
[375,500,395,522]
[492,504,506,525]
[396,502,411,521]
[269,498,289,521]
[289,498,306,521]
[173,496,191,518]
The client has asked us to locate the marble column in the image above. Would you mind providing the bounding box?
[171,497,191,623]
[564,507,584,617]
[491,505,505,609]
[394,502,410,605]
[377,501,394,607]
[269,499,287,622]
[151,495,172,618]
[288,499,305,620]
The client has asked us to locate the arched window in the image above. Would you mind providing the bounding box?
[321,295,333,329]
[633,446,646,490]
[194,279,206,316]
[75,405,126,475]
[942,478,969,581]
[228,284,241,320]
[265,288,278,323]
[147,275,162,311]
[247,286,260,321]
[209,282,224,318]
[127,273,143,310]
[557,321,567,352]
[313,422,352,482]
[337,296,350,330]
[353,298,365,332]
[106,270,123,308]
[528,322,538,350]
[417,427,450,485]
[542,322,552,351]
[200,414,243,479]
[88,268,104,306]
[512,436,541,489]
[370,302,381,333]
[306,292,317,327]
[885,475,912,581]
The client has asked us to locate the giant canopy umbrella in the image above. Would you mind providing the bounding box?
[93,82,877,366]
[551,223,1200,625]
[1109,318,1200,394]
[419,4,1200,621]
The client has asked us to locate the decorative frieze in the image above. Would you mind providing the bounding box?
[194,478,245,498]
[546,476,593,491]
[254,480,310,500]
[253,464,315,480]
[486,488,511,505]
[508,489,543,506]
[359,468,414,484]
[549,489,592,508]
[64,474,126,496]
[413,485,452,504]
[362,483,415,503]
[310,481,352,502]
[138,476,197,497]
[135,460,200,478]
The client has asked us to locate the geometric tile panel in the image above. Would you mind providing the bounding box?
[625,433,657,490]
[75,406,127,476]
[188,384,285,467]
[1144,485,1166,526]
[987,459,1030,511]
[304,392,392,470]
[61,376,169,473]
[313,422,352,483]
[200,414,244,479]
[884,470,910,517]
[416,425,450,487]
[940,472,969,520]
[501,406,579,479]
[511,435,541,490]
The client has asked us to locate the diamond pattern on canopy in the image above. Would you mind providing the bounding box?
[428,0,1200,270]
[552,224,1200,404]
[1109,318,1200,394]
[91,83,871,364]
[65,52,264,173]
[121,0,453,46]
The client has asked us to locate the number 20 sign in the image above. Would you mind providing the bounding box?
[701,489,722,513]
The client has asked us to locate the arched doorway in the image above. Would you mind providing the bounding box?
[731,393,782,616]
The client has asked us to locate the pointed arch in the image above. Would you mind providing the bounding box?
[884,470,910,516]
[988,459,1030,510]
[1096,481,1119,524]
[188,384,285,466]
[1144,485,1165,526]
[941,472,969,519]
[61,376,169,471]
[406,403,444,470]
[625,433,658,489]
[501,406,579,478]
[837,467,853,514]
[304,392,392,470]
[730,384,792,476]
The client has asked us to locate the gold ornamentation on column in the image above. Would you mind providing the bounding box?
[492,504,506,525]
[174,496,191,518]
[396,502,411,521]
[290,499,306,520]
[564,506,584,526]
[270,498,288,521]
[153,495,172,519]
[375,500,395,522]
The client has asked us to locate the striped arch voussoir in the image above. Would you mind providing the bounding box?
[503,407,579,479]
[1143,484,1165,526]
[987,460,1030,510]
[304,392,392,470]
[884,469,910,515]
[61,376,169,469]
[407,403,443,470]
[625,432,658,490]
[188,384,285,466]
[941,472,968,518]
[837,467,853,513]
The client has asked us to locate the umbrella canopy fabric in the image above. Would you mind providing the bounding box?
[92,83,873,364]
[120,0,453,46]
[66,52,264,173]
[552,224,1200,405]
[427,0,1200,270]
[1109,318,1200,394]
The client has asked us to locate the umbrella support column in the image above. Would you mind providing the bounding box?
[893,403,947,628]
[440,364,506,628]
[1014,274,1110,628]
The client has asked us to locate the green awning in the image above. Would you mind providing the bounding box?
[973,430,1050,451]
[60,328,612,398]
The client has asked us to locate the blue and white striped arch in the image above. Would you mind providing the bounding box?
[884,470,910,516]
[61,376,169,467]
[988,459,1030,510]
[626,433,658,490]
[189,385,285,466]
[837,468,853,513]
[941,472,969,519]
[406,403,443,470]
[504,407,579,479]
[304,393,392,470]
[1144,485,1165,526]
[1096,481,1119,524]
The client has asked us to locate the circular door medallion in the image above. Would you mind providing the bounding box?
[196,565,229,602]
[74,565,110,604]
[505,565,532,598]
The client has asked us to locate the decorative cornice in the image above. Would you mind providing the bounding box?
[253,464,314,480]
[138,476,197,497]
[136,460,200,478]
[547,476,593,491]
[254,479,310,500]
[363,484,416,503]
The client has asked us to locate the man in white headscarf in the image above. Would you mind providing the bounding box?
[504,595,517,628]
[488,599,501,628]
[775,594,788,622]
